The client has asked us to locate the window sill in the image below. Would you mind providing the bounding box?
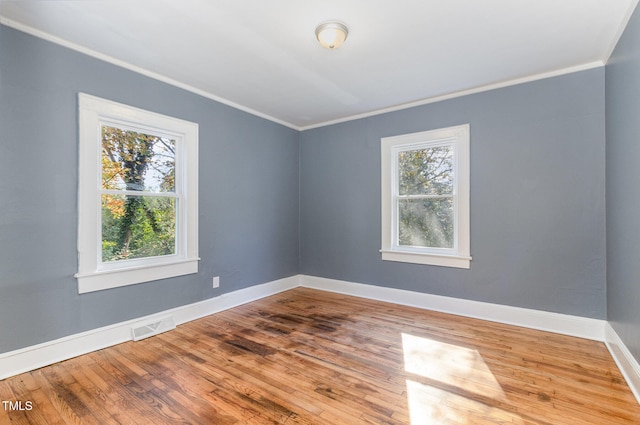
[380,250,471,269]
[75,258,199,294]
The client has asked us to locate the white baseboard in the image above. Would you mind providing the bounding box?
[605,323,640,403]
[300,275,606,341]
[0,275,299,380]
[300,276,640,404]
[4,272,639,407]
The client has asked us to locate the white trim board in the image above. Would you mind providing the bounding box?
[298,62,604,131]
[0,17,298,131]
[3,273,639,407]
[299,277,640,404]
[0,276,299,380]
[0,274,610,380]
[605,323,640,403]
[0,17,607,132]
[300,275,606,341]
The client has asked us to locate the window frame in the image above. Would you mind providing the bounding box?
[76,93,199,293]
[381,124,471,269]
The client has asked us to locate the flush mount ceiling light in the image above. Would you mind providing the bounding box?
[315,21,349,50]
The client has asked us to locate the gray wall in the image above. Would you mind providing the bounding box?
[606,6,640,361]
[0,24,299,353]
[0,19,613,356]
[300,68,607,319]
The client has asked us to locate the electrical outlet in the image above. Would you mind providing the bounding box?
[212,276,220,288]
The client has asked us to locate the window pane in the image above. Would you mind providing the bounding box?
[101,194,176,262]
[399,146,453,195]
[101,126,175,192]
[398,198,453,248]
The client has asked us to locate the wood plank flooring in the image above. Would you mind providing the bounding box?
[1,288,639,424]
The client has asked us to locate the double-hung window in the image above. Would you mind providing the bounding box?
[381,124,470,268]
[76,93,199,293]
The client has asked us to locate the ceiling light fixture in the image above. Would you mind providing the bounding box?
[315,21,349,50]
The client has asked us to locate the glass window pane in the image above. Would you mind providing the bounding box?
[398,198,453,248]
[399,146,453,195]
[101,125,175,192]
[101,194,176,262]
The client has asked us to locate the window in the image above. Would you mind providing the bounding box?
[381,124,470,268]
[76,93,199,293]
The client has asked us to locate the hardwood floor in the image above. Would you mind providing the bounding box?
[1,288,639,424]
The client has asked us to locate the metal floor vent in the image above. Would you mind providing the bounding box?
[131,316,176,341]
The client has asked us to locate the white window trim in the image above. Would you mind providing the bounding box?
[76,93,199,293]
[381,124,471,269]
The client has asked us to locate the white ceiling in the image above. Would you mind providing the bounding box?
[1,0,637,130]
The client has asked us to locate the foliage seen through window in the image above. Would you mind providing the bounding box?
[101,126,177,262]
[397,146,454,249]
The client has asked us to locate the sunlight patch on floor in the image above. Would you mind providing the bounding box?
[402,333,525,424]
[405,379,526,424]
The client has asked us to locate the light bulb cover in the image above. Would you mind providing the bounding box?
[315,21,349,50]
